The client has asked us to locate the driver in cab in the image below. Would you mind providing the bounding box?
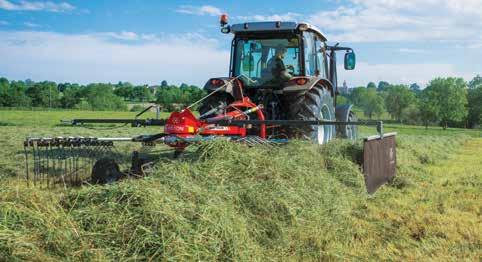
[267,46,293,84]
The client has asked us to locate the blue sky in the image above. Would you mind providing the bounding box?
[0,0,481,87]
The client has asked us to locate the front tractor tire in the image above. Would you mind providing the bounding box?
[287,85,335,144]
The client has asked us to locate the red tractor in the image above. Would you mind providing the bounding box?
[197,17,358,144]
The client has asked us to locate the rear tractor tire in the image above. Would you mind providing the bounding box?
[287,85,335,144]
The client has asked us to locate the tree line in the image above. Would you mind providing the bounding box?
[0,78,206,111]
[1,75,481,129]
[340,76,482,129]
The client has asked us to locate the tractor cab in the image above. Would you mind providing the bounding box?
[228,22,328,89]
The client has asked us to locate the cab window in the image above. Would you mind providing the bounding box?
[315,38,327,78]
[234,36,301,87]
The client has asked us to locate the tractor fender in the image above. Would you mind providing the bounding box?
[335,103,358,139]
[203,77,237,100]
[335,104,353,122]
[282,77,334,96]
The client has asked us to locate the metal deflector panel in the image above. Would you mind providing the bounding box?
[363,133,397,194]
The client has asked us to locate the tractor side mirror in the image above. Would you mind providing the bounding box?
[242,54,254,72]
[344,52,356,70]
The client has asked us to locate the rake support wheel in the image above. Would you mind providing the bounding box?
[91,158,124,184]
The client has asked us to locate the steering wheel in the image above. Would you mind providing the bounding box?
[286,65,295,74]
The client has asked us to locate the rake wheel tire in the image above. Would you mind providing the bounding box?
[286,84,335,144]
[91,158,124,184]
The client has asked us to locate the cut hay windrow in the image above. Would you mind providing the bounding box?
[2,134,480,260]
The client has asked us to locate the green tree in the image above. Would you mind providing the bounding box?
[384,85,416,122]
[0,79,30,107]
[419,90,439,128]
[8,81,30,107]
[361,89,385,119]
[348,87,367,106]
[60,86,81,108]
[336,95,349,105]
[161,80,168,88]
[367,82,376,89]
[467,75,482,128]
[400,103,421,125]
[114,82,134,101]
[422,77,468,129]
[468,75,482,89]
[410,83,421,94]
[0,77,10,106]
[377,81,390,91]
[132,85,153,102]
[25,81,60,107]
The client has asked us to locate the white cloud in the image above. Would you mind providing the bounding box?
[235,12,302,22]
[398,48,426,54]
[23,21,40,28]
[0,0,75,12]
[100,31,139,41]
[339,61,473,87]
[96,31,166,42]
[309,0,482,46]
[176,5,222,16]
[0,31,230,86]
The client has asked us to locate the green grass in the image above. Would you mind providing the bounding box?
[0,109,170,127]
[0,110,480,260]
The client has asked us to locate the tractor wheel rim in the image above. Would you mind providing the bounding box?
[346,116,352,138]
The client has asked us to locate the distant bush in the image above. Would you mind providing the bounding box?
[400,103,421,125]
[84,84,127,111]
[129,105,145,112]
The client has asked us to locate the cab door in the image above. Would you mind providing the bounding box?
[303,32,317,76]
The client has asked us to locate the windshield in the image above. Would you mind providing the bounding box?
[233,36,301,87]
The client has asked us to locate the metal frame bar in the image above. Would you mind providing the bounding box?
[63,118,386,137]
[64,118,166,127]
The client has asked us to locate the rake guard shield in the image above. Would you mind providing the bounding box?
[363,133,397,194]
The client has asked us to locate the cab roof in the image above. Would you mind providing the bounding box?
[230,21,327,41]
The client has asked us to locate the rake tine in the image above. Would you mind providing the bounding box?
[34,141,39,186]
[61,143,67,189]
[32,141,37,185]
[47,142,51,188]
[24,140,29,187]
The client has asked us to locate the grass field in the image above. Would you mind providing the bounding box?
[0,110,480,260]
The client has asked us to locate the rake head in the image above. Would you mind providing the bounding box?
[23,137,131,187]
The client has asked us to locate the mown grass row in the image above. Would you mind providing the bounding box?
[1,131,479,261]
